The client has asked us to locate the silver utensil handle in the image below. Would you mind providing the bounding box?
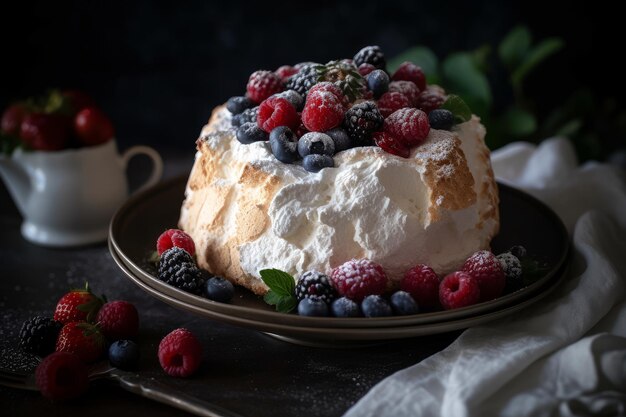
[112,373,243,417]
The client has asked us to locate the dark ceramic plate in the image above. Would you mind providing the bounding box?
[109,176,570,338]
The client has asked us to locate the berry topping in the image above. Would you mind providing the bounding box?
[316,61,365,102]
[330,259,388,302]
[285,64,320,97]
[108,340,140,371]
[295,271,337,304]
[416,89,446,113]
[297,132,335,158]
[269,126,299,163]
[35,352,88,401]
[461,250,506,301]
[331,297,362,317]
[236,122,269,144]
[19,113,70,151]
[74,107,115,146]
[401,264,441,310]
[18,316,62,357]
[439,271,481,310]
[325,127,352,152]
[156,228,196,257]
[275,65,298,82]
[158,328,202,378]
[246,70,283,104]
[353,46,386,70]
[301,88,345,132]
[497,252,523,292]
[226,96,253,115]
[54,282,104,324]
[56,321,106,363]
[158,247,206,295]
[231,106,259,128]
[428,109,455,130]
[273,90,305,111]
[95,300,139,341]
[257,96,299,133]
[373,131,410,158]
[377,91,411,118]
[297,296,330,317]
[343,101,384,145]
[366,69,390,99]
[302,154,334,173]
[1,103,26,135]
[384,108,430,148]
[391,62,427,91]
[388,80,421,106]
[357,63,376,77]
[390,291,419,315]
[205,276,235,303]
[361,295,393,317]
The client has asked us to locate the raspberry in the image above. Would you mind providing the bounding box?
[388,81,421,106]
[401,264,441,310]
[301,90,345,132]
[391,62,427,91]
[357,63,376,77]
[295,271,337,304]
[439,271,481,310]
[35,352,88,401]
[285,64,319,96]
[246,70,283,104]
[18,316,63,357]
[376,91,411,118]
[157,229,196,257]
[330,259,388,302]
[275,65,298,83]
[416,89,445,113]
[373,131,410,158]
[158,328,202,377]
[343,101,384,145]
[462,250,506,301]
[384,108,430,147]
[96,301,139,341]
[353,45,386,70]
[307,81,345,103]
[158,247,206,295]
[257,96,299,133]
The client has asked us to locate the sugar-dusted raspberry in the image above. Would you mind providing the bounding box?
[157,229,196,256]
[257,96,299,133]
[439,271,481,309]
[35,352,88,401]
[377,91,411,118]
[401,264,441,310]
[384,108,430,147]
[462,250,506,301]
[275,65,298,83]
[158,328,202,377]
[246,70,283,104]
[96,300,139,341]
[373,131,410,158]
[301,90,345,132]
[330,259,388,302]
[388,80,421,106]
[308,81,344,100]
[391,62,427,91]
[358,63,376,77]
[416,89,446,113]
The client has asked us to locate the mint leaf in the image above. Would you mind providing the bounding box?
[512,38,564,87]
[498,26,532,69]
[259,269,295,297]
[276,297,298,313]
[263,290,282,306]
[441,52,491,117]
[442,95,472,123]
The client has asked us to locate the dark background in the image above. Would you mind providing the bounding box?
[0,0,612,159]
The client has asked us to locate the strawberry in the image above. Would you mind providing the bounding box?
[19,112,70,151]
[74,106,115,146]
[1,103,27,136]
[55,321,105,363]
[53,282,105,324]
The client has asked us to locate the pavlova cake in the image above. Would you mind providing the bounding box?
[178,46,499,298]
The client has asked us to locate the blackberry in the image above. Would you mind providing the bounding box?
[285,65,320,97]
[295,271,337,304]
[343,101,384,145]
[18,316,62,357]
[158,247,206,295]
[497,252,523,293]
[231,106,259,128]
[353,46,386,70]
[429,109,455,130]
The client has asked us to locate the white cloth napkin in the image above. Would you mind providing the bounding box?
[344,138,626,417]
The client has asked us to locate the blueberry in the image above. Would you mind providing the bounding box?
[273,90,304,111]
[325,128,352,153]
[236,122,268,144]
[297,132,335,158]
[331,297,361,317]
[509,245,527,259]
[303,154,334,173]
[108,340,140,370]
[205,276,235,303]
[297,296,330,317]
[428,109,455,130]
[366,69,390,99]
[269,126,299,163]
[226,96,253,115]
[390,291,419,315]
[361,295,393,317]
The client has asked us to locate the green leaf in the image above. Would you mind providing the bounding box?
[259,269,295,298]
[263,290,282,306]
[276,297,298,313]
[512,38,564,86]
[498,26,532,69]
[471,45,491,72]
[441,94,472,123]
[556,119,583,137]
[501,107,537,137]
[442,52,492,117]
[387,46,439,80]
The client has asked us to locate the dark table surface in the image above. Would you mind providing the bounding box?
[0,150,459,417]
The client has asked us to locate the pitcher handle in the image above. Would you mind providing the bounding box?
[121,146,163,195]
